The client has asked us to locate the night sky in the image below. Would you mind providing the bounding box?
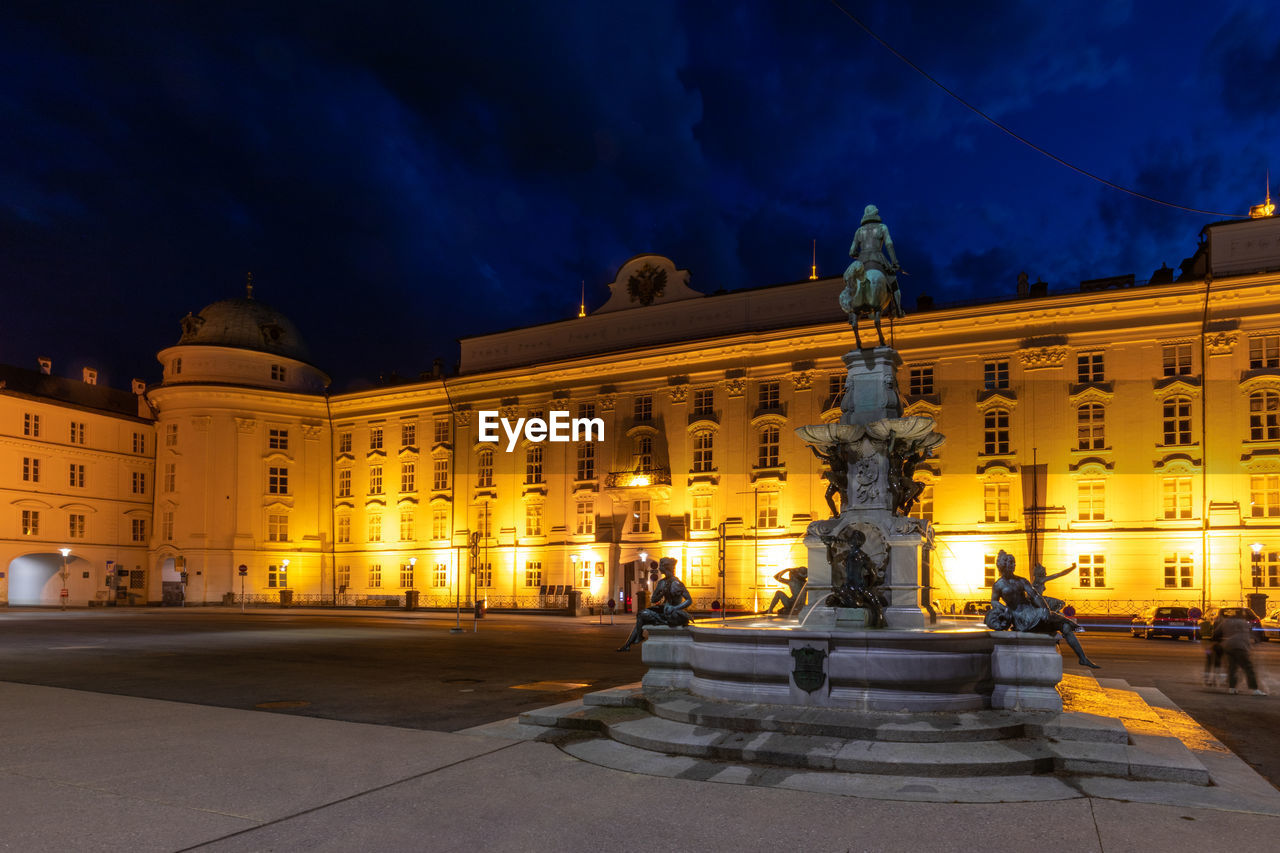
[3,1,1278,391]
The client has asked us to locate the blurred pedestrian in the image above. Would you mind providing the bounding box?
[1203,612,1224,686]
[1217,613,1268,695]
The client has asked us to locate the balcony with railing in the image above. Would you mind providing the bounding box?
[605,467,672,488]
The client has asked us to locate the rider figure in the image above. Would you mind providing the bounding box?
[850,204,904,318]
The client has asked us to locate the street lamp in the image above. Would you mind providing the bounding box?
[570,554,579,589]
[58,548,70,610]
[1251,542,1264,598]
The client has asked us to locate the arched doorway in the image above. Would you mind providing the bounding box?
[159,556,183,605]
[7,553,77,606]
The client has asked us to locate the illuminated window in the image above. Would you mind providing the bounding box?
[983,554,997,587]
[1077,352,1104,383]
[1250,475,1280,517]
[432,507,449,539]
[20,509,41,535]
[434,563,448,588]
[132,432,146,454]
[1250,335,1280,369]
[131,518,146,542]
[162,463,174,492]
[692,388,715,417]
[1252,551,1280,587]
[270,364,286,382]
[525,561,543,588]
[1077,479,1105,521]
[70,421,86,444]
[401,462,416,493]
[983,360,1009,390]
[576,444,595,480]
[368,513,382,542]
[433,457,449,490]
[632,500,651,534]
[475,504,493,538]
[757,425,780,468]
[268,563,287,588]
[161,510,174,541]
[476,562,493,588]
[69,513,86,539]
[691,493,712,531]
[337,516,351,543]
[983,409,1010,455]
[165,424,177,446]
[1076,403,1105,450]
[1078,554,1105,587]
[476,449,494,487]
[1249,390,1280,441]
[337,469,351,498]
[400,563,415,588]
[368,466,383,495]
[983,482,1010,523]
[692,430,714,473]
[266,467,286,495]
[823,375,843,411]
[916,481,934,523]
[633,435,653,470]
[634,394,653,422]
[267,513,288,542]
[22,457,39,482]
[338,431,352,454]
[575,500,595,535]
[369,564,382,588]
[1161,397,1192,445]
[578,562,593,589]
[756,491,779,528]
[525,502,543,537]
[525,447,542,484]
[1162,343,1192,376]
[758,381,780,411]
[399,511,414,541]
[1164,553,1194,588]
[268,428,288,450]
[369,427,383,451]
[337,565,350,590]
[433,419,449,445]
[23,413,40,437]
[132,471,147,494]
[1162,476,1192,520]
[687,555,709,587]
[402,423,416,447]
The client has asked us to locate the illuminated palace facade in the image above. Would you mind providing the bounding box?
[3,216,1280,613]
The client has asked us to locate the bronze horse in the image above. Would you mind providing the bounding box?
[840,260,901,349]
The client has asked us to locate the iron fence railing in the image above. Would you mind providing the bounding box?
[932,597,1251,617]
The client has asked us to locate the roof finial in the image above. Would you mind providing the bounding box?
[578,280,586,318]
[246,271,254,299]
[809,239,818,280]
[1251,170,1275,218]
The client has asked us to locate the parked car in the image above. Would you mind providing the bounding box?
[1130,606,1198,640]
[1262,608,1280,642]
[1201,607,1265,643]
[960,600,992,616]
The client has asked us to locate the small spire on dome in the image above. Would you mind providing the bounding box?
[578,280,586,318]
[246,271,255,299]
[1250,170,1275,219]
[809,239,818,280]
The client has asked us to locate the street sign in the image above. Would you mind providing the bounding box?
[238,565,248,576]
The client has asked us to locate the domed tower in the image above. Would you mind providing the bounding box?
[147,288,334,604]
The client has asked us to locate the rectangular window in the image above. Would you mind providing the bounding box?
[433,419,449,446]
[162,463,174,492]
[338,431,352,454]
[575,500,595,535]
[172,357,182,375]
[337,565,350,590]
[1162,476,1192,520]
[1250,474,1280,517]
[165,424,178,447]
[432,508,449,540]
[267,564,286,588]
[633,394,653,422]
[632,499,651,533]
[159,510,173,541]
[475,505,493,539]
[129,569,145,590]
[1164,553,1194,588]
[433,563,448,588]
[1078,554,1105,587]
[1162,398,1192,445]
[70,421,86,444]
[579,563,593,589]
[687,555,709,588]
[24,413,40,437]
[369,427,383,451]
[758,381,780,411]
[692,388,714,417]
[576,443,596,480]
[268,428,288,450]
[368,513,382,542]
[433,457,449,490]
[1162,343,1192,376]
[368,465,383,495]
[476,562,493,588]
[70,464,86,490]
[983,553,997,587]
[369,564,382,588]
[757,426,780,468]
[1249,392,1280,441]
[337,469,351,498]
[983,410,1010,455]
[756,491,779,528]
[525,502,543,537]
[908,365,934,396]
[267,467,287,495]
[133,432,146,454]
[1076,404,1105,450]
[401,462,416,493]
[1077,352,1104,383]
[21,509,39,536]
[271,364,286,382]
[22,457,39,483]
[525,447,542,484]
[402,423,416,448]
[399,511,414,541]
[916,482,934,523]
[692,431,714,473]
[1254,551,1280,588]
[983,360,1009,390]
[131,518,146,542]
[337,516,351,543]
[1250,335,1280,369]
[267,513,288,542]
[400,563,415,588]
[1077,479,1105,521]
[577,402,596,420]
[691,494,712,531]
[823,375,843,411]
[132,471,147,494]
[983,482,1010,523]
[525,561,543,588]
[69,513,87,539]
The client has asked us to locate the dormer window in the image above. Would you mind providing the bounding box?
[271,364,286,382]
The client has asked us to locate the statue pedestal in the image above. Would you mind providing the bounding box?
[840,347,901,427]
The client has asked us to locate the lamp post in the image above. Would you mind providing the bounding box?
[58,548,70,610]
[1251,542,1264,599]
[570,554,579,592]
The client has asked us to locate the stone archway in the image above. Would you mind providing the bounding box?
[158,556,183,605]
[7,553,75,606]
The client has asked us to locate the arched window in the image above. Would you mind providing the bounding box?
[1076,403,1105,450]
[1161,396,1192,445]
[476,449,494,488]
[1249,390,1280,441]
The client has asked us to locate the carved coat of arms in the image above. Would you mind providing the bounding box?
[627,263,667,306]
[790,646,827,693]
